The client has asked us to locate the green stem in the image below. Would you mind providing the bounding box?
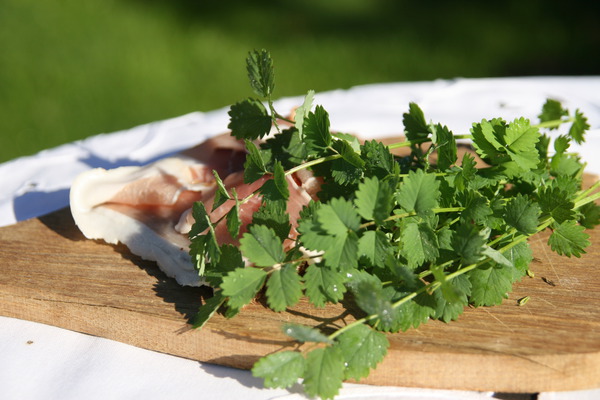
[574,180,600,206]
[285,153,341,176]
[533,117,573,130]
[574,189,600,209]
[359,207,464,229]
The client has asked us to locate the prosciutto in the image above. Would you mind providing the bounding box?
[69,133,320,286]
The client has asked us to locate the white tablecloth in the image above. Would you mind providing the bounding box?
[1,77,599,400]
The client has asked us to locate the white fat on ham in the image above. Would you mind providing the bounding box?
[70,133,322,287]
[70,156,216,286]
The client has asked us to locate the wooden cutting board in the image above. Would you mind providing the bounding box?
[1,205,599,394]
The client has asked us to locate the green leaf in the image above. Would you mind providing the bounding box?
[228,98,272,140]
[358,230,390,268]
[333,132,361,152]
[272,161,289,200]
[204,244,244,287]
[553,135,571,154]
[349,274,386,316]
[538,187,575,224]
[266,264,303,312]
[451,223,486,265]
[396,169,440,215]
[304,263,347,307]
[550,153,582,178]
[251,201,291,243]
[400,221,439,269]
[355,176,393,224]
[332,139,365,169]
[189,235,208,275]
[568,109,589,144]
[538,99,568,128]
[211,170,231,211]
[578,201,600,229]
[205,219,222,265]
[330,156,363,185]
[503,241,533,280]
[317,197,361,236]
[225,188,241,240]
[470,119,505,162]
[430,264,459,303]
[282,323,332,344]
[336,324,389,381]
[252,351,305,389]
[349,275,400,331]
[323,232,359,271]
[458,190,493,225]
[504,117,540,171]
[548,220,590,257]
[504,194,540,235]
[191,291,226,329]
[189,201,210,238]
[431,123,457,170]
[303,105,332,153]
[294,90,315,137]
[221,267,267,309]
[432,274,471,322]
[468,263,514,306]
[243,139,269,183]
[391,292,436,331]
[239,224,285,267]
[481,246,513,268]
[263,128,307,168]
[360,139,397,179]
[303,347,345,400]
[297,204,336,252]
[453,152,477,192]
[403,102,430,140]
[246,49,274,98]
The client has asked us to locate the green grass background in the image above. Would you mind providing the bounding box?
[1,0,598,162]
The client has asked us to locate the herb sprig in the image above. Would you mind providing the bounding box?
[190,49,599,399]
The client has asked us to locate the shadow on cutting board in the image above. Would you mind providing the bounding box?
[36,206,211,323]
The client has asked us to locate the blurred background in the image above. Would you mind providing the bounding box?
[1,0,598,163]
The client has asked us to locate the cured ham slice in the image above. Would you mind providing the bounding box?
[70,133,320,287]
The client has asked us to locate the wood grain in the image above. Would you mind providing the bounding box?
[1,206,599,393]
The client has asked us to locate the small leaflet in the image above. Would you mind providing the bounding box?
[402,102,430,140]
[282,323,332,344]
[303,105,332,153]
[303,263,347,307]
[303,347,345,400]
[211,170,231,211]
[336,324,389,381]
[468,263,514,306]
[192,291,226,329]
[246,49,274,98]
[295,90,315,137]
[504,194,540,235]
[538,99,568,126]
[227,98,272,140]
[396,169,440,215]
[568,109,589,144]
[431,123,457,170]
[266,264,303,312]
[355,176,393,225]
[221,267,267,309]
[243,139,268,183]
[251,350,305,389]
[239,225,285,267]
[548,220,590,257]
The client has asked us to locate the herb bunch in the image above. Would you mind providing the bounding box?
[189,50,599,399]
